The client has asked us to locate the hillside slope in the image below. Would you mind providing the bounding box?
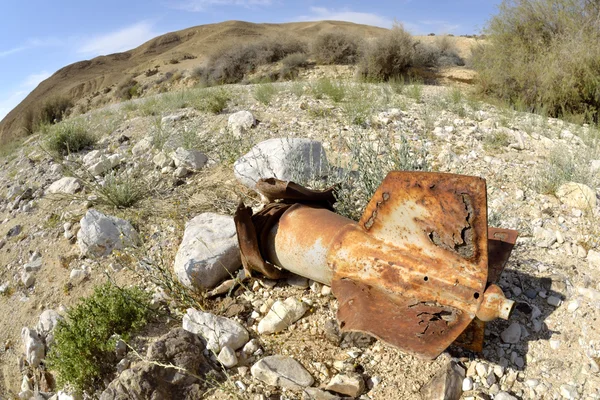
[0,20,386,145]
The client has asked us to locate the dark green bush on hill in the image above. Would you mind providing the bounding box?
[46,283,151,393]
[473,0,600,122]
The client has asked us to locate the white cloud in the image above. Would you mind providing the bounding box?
[78,22,159,56]
[0,37,62,59]
[171,0,272,12]
[0,46,27,58]
[294,7,394,28]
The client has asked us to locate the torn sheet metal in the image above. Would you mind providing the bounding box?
[234,172,517,359]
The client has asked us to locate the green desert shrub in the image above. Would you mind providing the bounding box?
[473,0,600,122]
[311,78,345,102]
[311,31,360,65]
[357,23,415,81]
[280,52,309,79]
[45,121,96,156]
[194,88,230,114]
[38,97,73,125]
[95,172,149,209]
[201,37,307,85]
[46,283,151,393]
[254,82,278,105]
[116,79,140,100]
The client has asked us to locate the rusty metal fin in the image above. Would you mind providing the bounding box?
[357,171,489,274]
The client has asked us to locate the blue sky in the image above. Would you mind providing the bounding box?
[0,0,500,120]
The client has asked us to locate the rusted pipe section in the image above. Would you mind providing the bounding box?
[235,172,518,359]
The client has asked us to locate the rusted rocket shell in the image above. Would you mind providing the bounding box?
[235,172,518,359]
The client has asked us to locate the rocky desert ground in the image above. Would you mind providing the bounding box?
[0,63,599,400]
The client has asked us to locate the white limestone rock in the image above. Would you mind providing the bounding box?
[174,213,240,289]
[233,138,329,189]
[77,209,138,257]
[172,147,208,170]
[556,182,597,209]
[182,308,248,353]
[46,177,83,195]
[21,327,45,368]
[251,355,314,390]
[258,297,308,335]
[228,111,255,136]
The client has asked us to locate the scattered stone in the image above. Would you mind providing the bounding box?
[45,177,83,195]
[420,360,465,400]
[325,372,365,397]
[556,182,597,209]
[217,346,238,368]
[533,227,557,248]
[173,166,189,178]
[233,138,329,189]
[172,147,208,170]
[587,250,600,268]
[131,138,152,156]
[77,209,139,257]
[182,308,248,352]
[251,355,314,390]
[258,297,308,334]
[69,269,88,284]
[100,328,211,400]
[228,110,255,136]
[88,154,122,175]
[560,384,578,399]
[242,339,260,355]
[174,213,241,289]
[6,225,22,237]
[495,392,518,400]
[567,300,580,312]
[37,309,62,337]
[0,282,9,295]
[547,295,562,307]
[577,287,600,301]
[302,387,343,400]
[21,272,35,288]
[21,327,45,368]
[153,152,173,168]
[462,377,473,391]
[501,323,522,344]
[24,258,42,272]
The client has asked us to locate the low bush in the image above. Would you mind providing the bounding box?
[95,172,149,209]
[38,97,73,125]
[473,0,600,122]
[199,37,307,85]
[311,78,346,102]
[311,32,360,65]
[254,82,278,105]
[46,283,151,393]
[116,79,140,100]
[280,52,309,80]
[357,23,415,81]
[194,88,230,114]
[45,121,96,156]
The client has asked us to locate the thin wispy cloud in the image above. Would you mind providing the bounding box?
[0,38,62,58]
[171,0,272,12]
[294,7,394,28]
[78,21,159,56]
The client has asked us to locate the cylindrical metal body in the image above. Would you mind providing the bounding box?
[264,204,354,285]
